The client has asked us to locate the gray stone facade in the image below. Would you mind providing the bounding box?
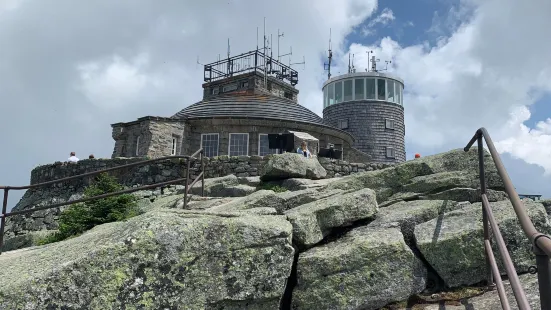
[202,71,299,103]
[111,116,185,158]
[323,101,406,163]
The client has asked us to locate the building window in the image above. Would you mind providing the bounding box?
[377,78,386,100]
[366,78,376,99]
[241,81,249,88]
[338,119,349,129]
[328,83,335,105]
[171,137,177,155]
[396,84,402,105]
[386,147,395,158]
[354,78,364,100]
[323,87,328,108]
[201,133,219,157]
[211,88,220,95]
[335,81,343,103]
[284,92,293,99]
[135,136,140,156]
[258,134,278,156]
[344,79,353,101]
[387,80,395,103]
[229,133,249,156]
[223,83,238,92]
[385,119,395,130]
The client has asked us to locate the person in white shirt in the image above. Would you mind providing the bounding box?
[68,152,79,163]
[296,141,312,158]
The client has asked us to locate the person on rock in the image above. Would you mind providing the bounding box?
[297,141,312,158]
[68,152,79,163]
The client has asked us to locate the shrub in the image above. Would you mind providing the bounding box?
[38,173,139,245]
[258,183,288,193]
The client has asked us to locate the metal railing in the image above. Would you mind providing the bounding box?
[0,148,205,255]
[466,128,551,310]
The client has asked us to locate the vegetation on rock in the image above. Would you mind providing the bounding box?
[258,182,288,193]
[38,173,139,244]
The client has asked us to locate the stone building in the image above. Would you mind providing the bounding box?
[110,48,406,163]
[322,71,405,163]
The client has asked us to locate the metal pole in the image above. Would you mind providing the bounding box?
[0,188,9,255]
[478,136,495,288]
[535,243,551,310]
[201,151,205,197]
[183,158,191,209]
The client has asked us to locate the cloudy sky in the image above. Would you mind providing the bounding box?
[1,0,550,209]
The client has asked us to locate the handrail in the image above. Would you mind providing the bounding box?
[0,149,205,254]
[465,128,551,310]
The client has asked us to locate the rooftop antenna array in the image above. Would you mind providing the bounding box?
[366,50,373,72]
[348,54,356,74]
[323,29,333,79]
[290,55,306,70]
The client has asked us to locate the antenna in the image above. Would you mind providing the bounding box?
[263,17,267,87]
[348,54,351,73]
[280,46,292,60]
[256,27,259,51]
[277,29,284,61]
[366,50,373,72]
[323,28,333,79]
[379,60,392,72]
[290,56,306,70]
[371,55,380,72]
[352,54,356,73]
[227,38,230,59]
[196,56,204,69]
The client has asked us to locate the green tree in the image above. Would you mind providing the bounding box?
[39,173,139,244]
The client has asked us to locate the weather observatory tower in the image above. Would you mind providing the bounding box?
[322,39,405,163]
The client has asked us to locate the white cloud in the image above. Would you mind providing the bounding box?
[338,0,551,175]
[362,8,395,36]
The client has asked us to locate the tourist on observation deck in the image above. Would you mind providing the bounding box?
[68,152,79,163]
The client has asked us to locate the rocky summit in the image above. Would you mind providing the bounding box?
[0,148,547,309]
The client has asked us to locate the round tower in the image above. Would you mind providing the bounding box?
[322,71,405,163]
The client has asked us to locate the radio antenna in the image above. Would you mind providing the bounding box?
[290,56,306,70]
[323,28,333,79]
[196,56,204,69]
[277,29,284,61]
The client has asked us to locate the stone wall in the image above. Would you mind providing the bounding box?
[5,156,392,240]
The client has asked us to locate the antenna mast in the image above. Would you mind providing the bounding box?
[277,29,284,61]
[323,29,333,80]
[263,17,267,87]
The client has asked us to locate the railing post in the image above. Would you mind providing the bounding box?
[201,150,205,197]
[534,237,551,310]
[478,136,495,288]
[0,188,9,255]
[183,157,191,209]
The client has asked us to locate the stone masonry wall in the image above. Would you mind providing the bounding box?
[4,156,393,240]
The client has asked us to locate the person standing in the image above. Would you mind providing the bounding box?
[68,152,79,163]
[297,141,312,158]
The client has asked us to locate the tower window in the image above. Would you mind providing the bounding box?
[241,81,249,88]
[338,119,349,129]
[386,147,395,159]
[385,119,395,130]
[211,88,220,95]
[284,92,293,99]
[171,137,178,155]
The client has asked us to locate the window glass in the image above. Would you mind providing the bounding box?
[323,87,328,108]
[259,134,278,156]
[354,79,364,100]
[377,78,386,100]
[328,83,335,105]
[171,138,177,155]
[229,133,248,156]
[396,84,402,105]
[366,78,376,99]
[201,134,219,157]
[387,80,395,103]
[335,81,343,103]
[344,80,353,101]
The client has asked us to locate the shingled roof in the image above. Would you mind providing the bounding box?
[171,94,324,124]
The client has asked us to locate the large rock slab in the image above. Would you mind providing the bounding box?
[188,174,256,197]
[274,188,345,213]
[423,188,509,203]
[0,210,295,309]
[260,153,327,181]
[280,178,335,191]
[292,226,427,310]
[206,190,286,213]
[285,188,378,248]
[414,199,551,288]
[325,148,504,204]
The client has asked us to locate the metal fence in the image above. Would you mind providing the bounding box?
[466,128,551,310]
[0,148,205,255]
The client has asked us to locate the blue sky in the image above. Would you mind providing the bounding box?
[338,1,551,197]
